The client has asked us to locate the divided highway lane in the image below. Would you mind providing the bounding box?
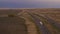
[32,13,60,32]
[44,15,60,30]
[45,15,60,28]
[28,12,51,34]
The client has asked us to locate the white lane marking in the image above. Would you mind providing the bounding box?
[40,22,43,25]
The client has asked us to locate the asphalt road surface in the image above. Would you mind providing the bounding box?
[44,15,60,29]
[32,13,60,33]
[28,12,51,34]
[35,14,60,30]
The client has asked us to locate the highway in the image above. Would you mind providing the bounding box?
[17,12,60,34]
[32,13,60,33]
[44,15,60,29]
[28,12,51,34]
[33,13,60,31]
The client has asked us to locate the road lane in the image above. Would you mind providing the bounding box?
[44,15,60,28]
[32,13,60,32]
[28,12,51,34]
[39,22,43,25]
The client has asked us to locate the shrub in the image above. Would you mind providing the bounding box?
[8,14,16,17]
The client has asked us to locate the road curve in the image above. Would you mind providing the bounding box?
[44,15,60,29]
[32,13,60,32]
[28,12,51,34]
[36,14,60,30]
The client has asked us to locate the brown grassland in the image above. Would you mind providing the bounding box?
[0,8,60,34]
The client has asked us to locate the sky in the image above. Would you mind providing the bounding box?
[0,0,60,8]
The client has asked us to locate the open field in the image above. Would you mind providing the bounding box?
[0,8,60,34]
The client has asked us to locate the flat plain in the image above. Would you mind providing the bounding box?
[0,8,60,34]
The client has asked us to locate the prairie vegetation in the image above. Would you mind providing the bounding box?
[0,8,60,34]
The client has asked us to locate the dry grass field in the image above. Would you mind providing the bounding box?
[0,8,60,34]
